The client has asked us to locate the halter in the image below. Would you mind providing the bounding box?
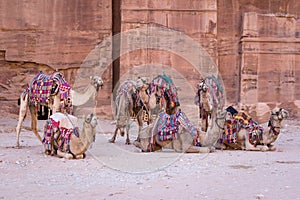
[215,112,226,131]
[268,114,281,135]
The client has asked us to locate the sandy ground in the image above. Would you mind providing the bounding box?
[0,117,300,200]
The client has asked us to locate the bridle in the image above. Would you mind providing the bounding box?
[215,112,226,131]
[268,114,281,135]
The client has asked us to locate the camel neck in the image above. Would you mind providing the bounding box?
[71,84,96,106]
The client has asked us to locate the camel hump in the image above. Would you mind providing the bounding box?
[50,112,78,129]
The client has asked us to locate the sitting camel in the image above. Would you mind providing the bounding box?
[109,77,151,144]
[43,112,98,159]
[134,108,228,153]
[218,107,289,151]
[16,71,103,148]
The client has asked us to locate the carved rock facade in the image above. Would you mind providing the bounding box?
[0,0,299,121]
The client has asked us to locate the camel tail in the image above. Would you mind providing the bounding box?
[21,86,29,101]
[18,91,29,119]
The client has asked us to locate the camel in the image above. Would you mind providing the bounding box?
[109,78,151,145]
[194,76,225,132]
[194,79,213,132]
[43,112,98,159]
[218,107,289,151]
[16,71,103,148]
[134,108,228,153]
[71,76,104,107]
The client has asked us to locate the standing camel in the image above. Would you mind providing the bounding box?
[71,76,104,107]
[16,71,103,148]
[194,79,213,132]
[194,76,225,132]
[109,77,151,144]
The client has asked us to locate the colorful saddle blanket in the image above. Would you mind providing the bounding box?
[116,80,136,101]
[220,110,263,146]
[150,73,180,109]
[24,71,71,110]
[43,113,79,153]
[205,75,225,109]
[156,109,197,141]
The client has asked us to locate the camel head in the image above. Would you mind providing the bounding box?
[270,107,289,121]
[196,79,208,93]
[196,79,213,113]
[90,76,104,92]
[136,77,149,90]
[268,108,289,132]
[84,113,98,128]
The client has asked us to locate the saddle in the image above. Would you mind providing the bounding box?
[24,71,72,114]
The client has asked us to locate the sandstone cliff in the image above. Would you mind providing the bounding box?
[0,0,299,121]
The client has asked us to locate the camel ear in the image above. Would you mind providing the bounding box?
[271,108,277,115]
[85,114,92,123]
[272,108,281,115]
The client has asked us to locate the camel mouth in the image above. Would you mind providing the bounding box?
[96,84,104,92]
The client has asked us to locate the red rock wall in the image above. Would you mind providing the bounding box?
[0,0,111,69]
[1,0,300,121]
[240,13,300,120]
[0,0,113,117]
[217,0,300,121]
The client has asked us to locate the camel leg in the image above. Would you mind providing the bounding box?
[205,117,208,132]
[183,145,212,153]
[268,144,276,151]
[135,114,143,143]
[109,128,118,143]
[29,105,43,143]
[214,142,227,150]
[244,137,268,151]
[133,140,142,149]
[75,154,85,159]
[201,118,207,132]
[16,94,28,148]
[125,124,131,145]
[52,95,60,114]
[172,138,183,152]
[57,150,73,159]
[50,130,56,156]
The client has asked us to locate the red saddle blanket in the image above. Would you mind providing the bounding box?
[24,71,71,108]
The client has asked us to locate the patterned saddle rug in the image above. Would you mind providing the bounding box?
[43,113,79,153]
[150,73,180,110]
[24,71,71,112]
[156,109,197,141]
[220,110,263,146]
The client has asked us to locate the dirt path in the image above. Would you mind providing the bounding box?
[0,118,299,200]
